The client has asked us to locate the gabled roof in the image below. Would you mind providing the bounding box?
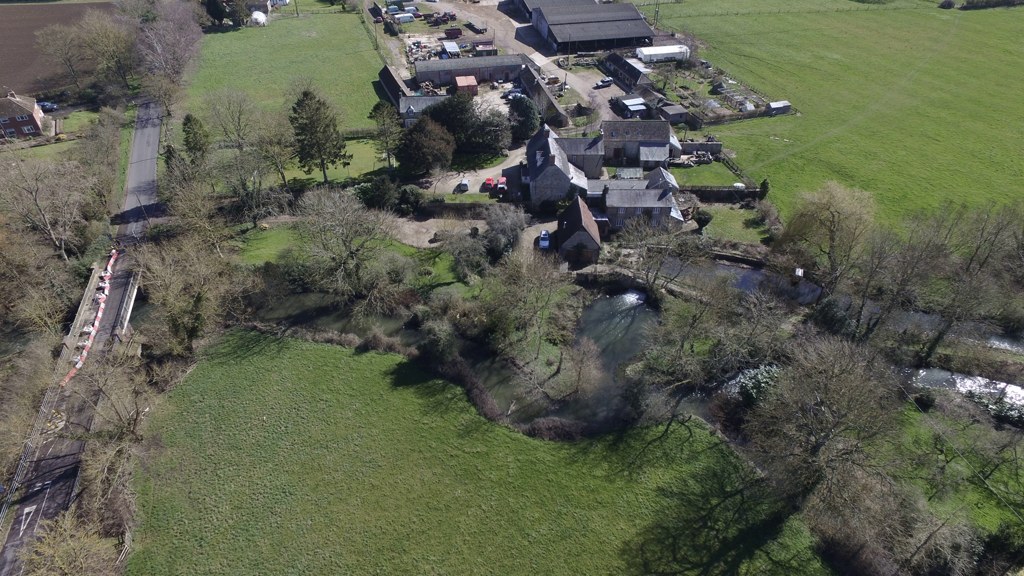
[602,120,671,143]
[586,178,648,197]
[556,136,604,156]
[415,54,526,75]
[521,0,594,15]
[536,2,643,25]
[398,95,449,116]
[603,53,650,86]
[606,188,677,209]
[525,126,593,188]
[558,196,601,248]
[639,143,669,162]
[537,4,653,44]
[646,167,678,190]
[0,92,36,118]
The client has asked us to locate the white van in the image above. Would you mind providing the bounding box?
[458,178,470,192]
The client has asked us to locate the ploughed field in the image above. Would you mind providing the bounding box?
[638,0,1024,225]
[0,2,112,94]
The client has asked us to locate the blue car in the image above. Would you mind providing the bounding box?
[38,102,58,113]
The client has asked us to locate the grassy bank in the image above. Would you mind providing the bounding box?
[128,332,829,575]
[639,0,1024,225]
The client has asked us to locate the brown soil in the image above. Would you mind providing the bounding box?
[0,2,113,95]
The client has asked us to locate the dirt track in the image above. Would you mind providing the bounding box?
[0,2,112,95]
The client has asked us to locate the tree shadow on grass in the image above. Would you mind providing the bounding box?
[621,453,817,576]
[386,359,499,438]
[206,329,291,363]
[567,398,714,478]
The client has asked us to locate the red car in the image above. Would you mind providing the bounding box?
[483,177,495,190]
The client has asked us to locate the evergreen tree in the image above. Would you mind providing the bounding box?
[289,89,350,185]
[182,113,210,166]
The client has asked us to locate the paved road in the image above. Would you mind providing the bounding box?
[0,102,162,576]
[120,102,163,243]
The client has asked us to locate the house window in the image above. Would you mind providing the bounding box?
[0,117,8,124]
[22,126,36,134]
[4,129,15,137]
[15,115,29,121]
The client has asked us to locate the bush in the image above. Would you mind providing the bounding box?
[436,356,503,421]
[358,328,417,358]
[520,417,586,441]
[938,0,956,7]
[755,200,784,242]
[912,391,937,412]
[419,319,458,362]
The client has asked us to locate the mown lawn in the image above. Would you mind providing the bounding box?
[235,224,298,265]
[638,0,1024,226]
[187,12,381,130]
[236,225,460,290]
[281,139,387,186]
[128,333,830,576]
[670,160,742,187]
[702,204,767,244]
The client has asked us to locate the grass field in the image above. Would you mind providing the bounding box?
[127,333,828,575]
[639,0,1024,225]
[186,12,382,131]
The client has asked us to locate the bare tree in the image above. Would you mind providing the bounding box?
[20,508,118,576]
[619,217,706,294]
[915,205,1015,365]
[299,187,396,301]
[35,24,87,90]
[138,0,202,83]
[745,337,898,506]
[72,107,126,213]
[542,337,603,401]
[138,233,252,355]
[255,111,297,192]
[205,89,259,152]
[78,10,137,90]
[0,158,92,260]
[781,181,875,298]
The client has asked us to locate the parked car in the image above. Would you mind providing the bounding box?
[483,177,494,190]
[458,178,470,192]
[373,15,383,22]
[539,230,551,250]
[593,77,613,89]
[496,177,507,192]
[38,101,58,113]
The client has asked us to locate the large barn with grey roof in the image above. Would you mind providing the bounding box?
[530,2,654,53]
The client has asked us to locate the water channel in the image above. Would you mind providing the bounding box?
[253,261,1024,428]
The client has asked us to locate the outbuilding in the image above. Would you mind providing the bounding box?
[768,100,792,115]
[415,54,527,85]
[636,45,691,64]
[442,40,461,57]
[658,103,687,125]
[455,75,479,96]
